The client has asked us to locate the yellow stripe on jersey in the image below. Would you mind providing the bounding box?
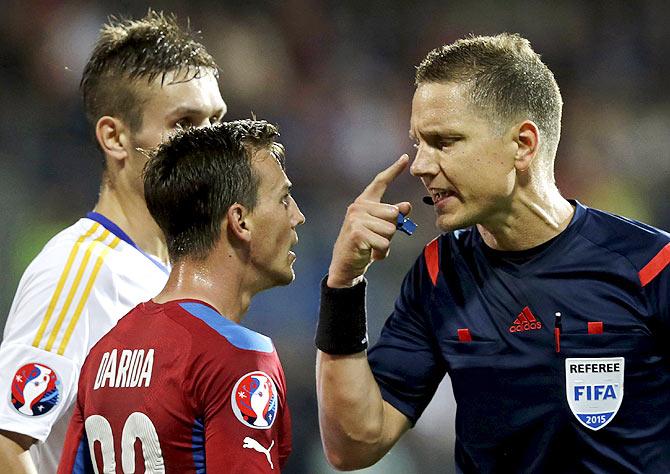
[57,236,120,355]
[32,223,100,348]
[44,229,112,352]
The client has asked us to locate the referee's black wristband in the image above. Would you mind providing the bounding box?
[315,275,368,355]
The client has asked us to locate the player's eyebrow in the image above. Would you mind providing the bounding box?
[168,106,225,118]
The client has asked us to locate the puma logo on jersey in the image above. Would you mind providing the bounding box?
[509,306,542,333]
[93,349,154,389]
[243,437,275,469]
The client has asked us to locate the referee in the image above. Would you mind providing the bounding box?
[316,33,670,473]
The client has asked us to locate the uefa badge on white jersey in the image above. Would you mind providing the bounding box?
[565,357,624,431]
[10,363,62,417]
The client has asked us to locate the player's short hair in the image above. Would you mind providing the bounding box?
[144,119,285,262]
[416,33,563,158]
[81,10,218,133]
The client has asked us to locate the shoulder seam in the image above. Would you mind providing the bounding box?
[575,229,641,286]
[178,302,274,353]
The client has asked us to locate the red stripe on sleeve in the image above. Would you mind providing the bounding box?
[639,242,670,287]
[424,238,439,286]
[458,328,472,342]
[588,321,603,334]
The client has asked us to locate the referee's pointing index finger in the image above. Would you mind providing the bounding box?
[359,154,410,202]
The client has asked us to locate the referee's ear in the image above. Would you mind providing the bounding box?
[96,115,129,165]
[513,120,539,173]
[226,203,252,244]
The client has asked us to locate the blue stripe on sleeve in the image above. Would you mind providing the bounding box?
[193,417,206,473]
[72,433,95,474]
[179,302,273,353]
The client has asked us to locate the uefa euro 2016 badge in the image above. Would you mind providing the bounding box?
[565,357,624,431]
[231,371,278,429]
[10,363,61,417]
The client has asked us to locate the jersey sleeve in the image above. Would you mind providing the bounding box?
[194,348,291,472]
[641,242,670,338]
[368,249,447,425]
[0,242,119,441]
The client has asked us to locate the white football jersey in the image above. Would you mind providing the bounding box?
[0,213,169,473]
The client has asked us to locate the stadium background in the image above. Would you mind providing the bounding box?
[1,1,669,472]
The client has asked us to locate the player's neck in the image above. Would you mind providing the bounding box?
[476,185,574,252]
[94,183,168,265]
[153,254,254,324]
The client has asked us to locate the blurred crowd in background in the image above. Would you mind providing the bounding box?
[1,1,669,472]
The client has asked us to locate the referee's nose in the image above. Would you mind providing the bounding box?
[410,142,439,179]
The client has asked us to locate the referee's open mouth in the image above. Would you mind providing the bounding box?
[425,187,460,207]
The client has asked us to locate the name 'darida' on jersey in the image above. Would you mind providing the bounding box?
[93,349,155,390]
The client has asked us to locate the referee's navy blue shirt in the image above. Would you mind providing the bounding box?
[368,201,670,473]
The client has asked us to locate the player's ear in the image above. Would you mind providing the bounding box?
[513,120,539,173]
[227,203,252,243]
[96,116,130,164]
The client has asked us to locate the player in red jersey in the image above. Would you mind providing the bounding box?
[58,120,305,473]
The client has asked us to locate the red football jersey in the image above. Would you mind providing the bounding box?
[58,299,292,473]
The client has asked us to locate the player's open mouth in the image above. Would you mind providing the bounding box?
[289,237,298,259]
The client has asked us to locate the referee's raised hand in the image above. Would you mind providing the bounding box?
[327,154,412,288]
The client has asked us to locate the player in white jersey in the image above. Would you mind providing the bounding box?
[0,216,168,469]
[0,11,226,473]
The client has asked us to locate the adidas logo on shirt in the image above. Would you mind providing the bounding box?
[509,306,542,333]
